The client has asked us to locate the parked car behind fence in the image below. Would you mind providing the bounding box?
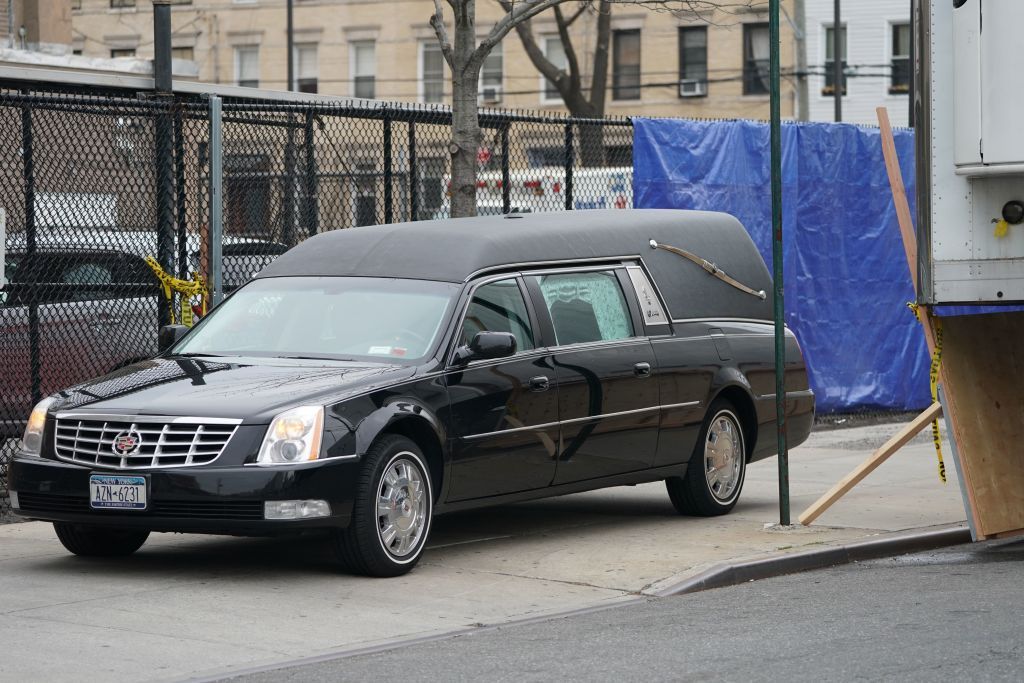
[1,229,287,438]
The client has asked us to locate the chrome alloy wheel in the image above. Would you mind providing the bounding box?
[376,454,428,558]
[703,410,744,502]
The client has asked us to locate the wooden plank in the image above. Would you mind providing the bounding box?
[798,402,942,526]
[877,106,936,355]
[877,107,920,293]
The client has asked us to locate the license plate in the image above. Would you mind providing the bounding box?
[89,474,148,511]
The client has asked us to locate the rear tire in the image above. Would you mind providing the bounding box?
[332,435,433,577]
[53,523,150,557]
[666,399,747,517]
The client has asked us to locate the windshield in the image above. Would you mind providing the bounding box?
[172,276,459,362]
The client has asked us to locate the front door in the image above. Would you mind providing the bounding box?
[445,277,559,501]
[527,269,660,485]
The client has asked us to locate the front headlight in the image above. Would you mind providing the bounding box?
[256,405,324,464]
[21,396,56,455]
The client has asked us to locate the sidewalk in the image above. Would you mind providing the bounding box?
[0,421,966,682]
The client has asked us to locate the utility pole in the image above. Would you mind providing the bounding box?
[833,0,842,122]
[286,0,294,91]
[794,0,809,121]
[909,0,915,128]
[770,0,789,525]
[153,0,175,327]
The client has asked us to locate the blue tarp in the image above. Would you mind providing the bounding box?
[632,118,929,412]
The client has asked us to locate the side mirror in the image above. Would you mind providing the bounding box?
[158,324,189,353]
[453,331,517,365]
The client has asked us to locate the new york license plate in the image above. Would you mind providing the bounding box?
[89,474,147,511]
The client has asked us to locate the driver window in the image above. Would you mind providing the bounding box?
[462,279,534,352]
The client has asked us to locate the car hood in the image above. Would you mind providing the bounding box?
[47,356,418,422]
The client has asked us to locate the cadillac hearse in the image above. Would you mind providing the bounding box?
[8,210,814,576]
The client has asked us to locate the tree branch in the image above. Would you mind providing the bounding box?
[478,0,571,56]
[498,0,565,86]
[562,2,589,27]
[430,0,455,69]
[553,5,581,97]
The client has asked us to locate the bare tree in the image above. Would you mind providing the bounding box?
[430,1,760,217]
[502,1,612,167]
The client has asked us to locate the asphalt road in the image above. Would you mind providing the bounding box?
[227,539,1024,683]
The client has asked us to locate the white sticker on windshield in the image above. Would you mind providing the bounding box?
[368,346,392,355]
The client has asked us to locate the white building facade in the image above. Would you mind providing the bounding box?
[805,0,911,127]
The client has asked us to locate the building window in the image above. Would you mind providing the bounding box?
[351,41,376,99]
[612,29,641,101]
[171,46,194,61]
[824,25,848,95]
[542,36,568,103]
[353,162,378,227]
[110,0,135,8]
[421,42,445,104]
[678,26,707,97]
[295,43,318,93]
[169,0,193,4]
[742,23,769,95]
[110,48,136,58]
[605,144,632,168]
[71,0,82,10]
[225,154,271,237]
[891,22,910,94]
[235,46,259,88]
[527,146,565,168]
[479,43,503,104]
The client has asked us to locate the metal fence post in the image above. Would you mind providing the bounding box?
[383,108,393,224]
[564,122,575,211]
[303,108,318,236]
[208,95,224,306]
[501,123,511,214]
[174,108,188,279]
[408,120,418,221]
[153,0,174,326]
[283,121,297,246]
[21,90,41,405]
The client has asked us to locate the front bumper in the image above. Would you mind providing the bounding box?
[7,454,360,535]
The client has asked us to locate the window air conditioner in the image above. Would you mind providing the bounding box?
[679,79,706,97]
[479,85,502,104]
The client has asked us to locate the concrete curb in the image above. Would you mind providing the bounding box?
[653,524,972,597]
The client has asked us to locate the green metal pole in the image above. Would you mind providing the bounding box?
[770,0,790,525]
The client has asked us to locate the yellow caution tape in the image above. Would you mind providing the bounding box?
[908,302,947,484]
[995,218,1010,238]
[144,256,208,327]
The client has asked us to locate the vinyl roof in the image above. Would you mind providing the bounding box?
[257,209,773,321]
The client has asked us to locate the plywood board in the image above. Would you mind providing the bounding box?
[939,312,1024,537]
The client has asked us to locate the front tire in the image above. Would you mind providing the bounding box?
[53,523,150,557]
[666,399,747,516]
[333,435,433,577]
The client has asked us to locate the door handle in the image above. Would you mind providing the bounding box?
[529,375,550,392]
[633,362,652,378]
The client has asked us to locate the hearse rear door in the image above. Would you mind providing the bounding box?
[525,267,660,485]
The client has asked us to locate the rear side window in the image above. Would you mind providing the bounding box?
[462,278,535,352]
[532,270,633,345]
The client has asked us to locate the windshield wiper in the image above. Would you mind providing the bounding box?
[273,354,344,361]
[173,352,224,358]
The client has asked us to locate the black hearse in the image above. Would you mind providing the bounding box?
[8,210,814,576]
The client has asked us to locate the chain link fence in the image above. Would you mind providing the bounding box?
[0,77,634,519]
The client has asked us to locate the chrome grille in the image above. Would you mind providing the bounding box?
[53,415,241,469]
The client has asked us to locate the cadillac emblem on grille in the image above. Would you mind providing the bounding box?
[112,430,143,456]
